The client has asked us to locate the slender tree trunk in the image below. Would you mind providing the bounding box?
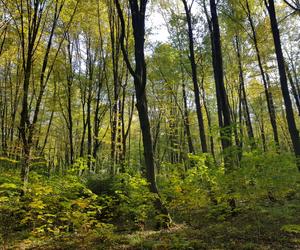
[115,0,171,227]
[66,37,74,164]
[238,83,244,161]
[117,98,123,166]
[235,36,255,148]
[265,0,300,170]
[67,83,74,164]
[93,74,105,163]
[20,49,33,187]
[0,66,8,155]
[108,1,121,174]
[201,83,216,160]
[10,55,21,148]
[182,81,195,154]
[41,109,54,154]
[286,64,300,116]
[289,60,300,99]
[80,108,87,158]
[120,88,127,171]
[245,0,279,147]
[182,0,208,153]
[260,119,267,152]
[120,85,134,170]
[210,0,232,167]
[86,37,93,170]
[87,88,92,169]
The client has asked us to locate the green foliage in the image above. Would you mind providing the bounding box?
[158,151,300,222]
[0,171,113,247]
[0,157,19,165]
[1,151,299,248]
[69,157,95,173]
[1,0,300,248]
[281,224,300,234]
[114,174,157,228]
[233,151,299,201]
[158,154,218,218]
[0,174,23,245]
[86,173,157,229]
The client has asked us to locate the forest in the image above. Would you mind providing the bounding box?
[0,0,300,249]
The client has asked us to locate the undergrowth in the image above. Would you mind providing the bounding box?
[0,151,299,249]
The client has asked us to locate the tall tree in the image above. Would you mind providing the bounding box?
[1,0,79,186]
[209,0,233,166]
[265,0,300,170]
[115,0,171,226]
[182,0,208,153]
[243,0,280,147]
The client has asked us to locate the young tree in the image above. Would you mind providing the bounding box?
[1,0,79,187]
[243,0,280,147]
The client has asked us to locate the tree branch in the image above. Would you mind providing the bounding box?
[114,0,136,78]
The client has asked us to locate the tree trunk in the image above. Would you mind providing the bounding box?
[286,64,300,116]
[210,0,232,167]
[245,0,279,147]
[115,0,171,227]
[235,36,255,148]
[182,81,195,154]
[66,37,74,164]
[182,0,208,153]
[266,0,300,170]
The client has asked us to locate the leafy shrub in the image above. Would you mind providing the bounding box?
[86,173,156,229]
[0,171,113,246]
[158,151,300,222]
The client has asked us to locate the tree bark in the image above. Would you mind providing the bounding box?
[66,36,74,164]
[115,0,171,227]
[265,0,300,170]
[209,0,233,167]
[182,0,208,153]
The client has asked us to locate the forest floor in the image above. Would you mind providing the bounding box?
[17,198,300,250]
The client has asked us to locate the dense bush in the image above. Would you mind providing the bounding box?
[157,151,300,222]
[86,173,157,229]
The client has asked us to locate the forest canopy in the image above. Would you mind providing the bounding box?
[0,0,300,248]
